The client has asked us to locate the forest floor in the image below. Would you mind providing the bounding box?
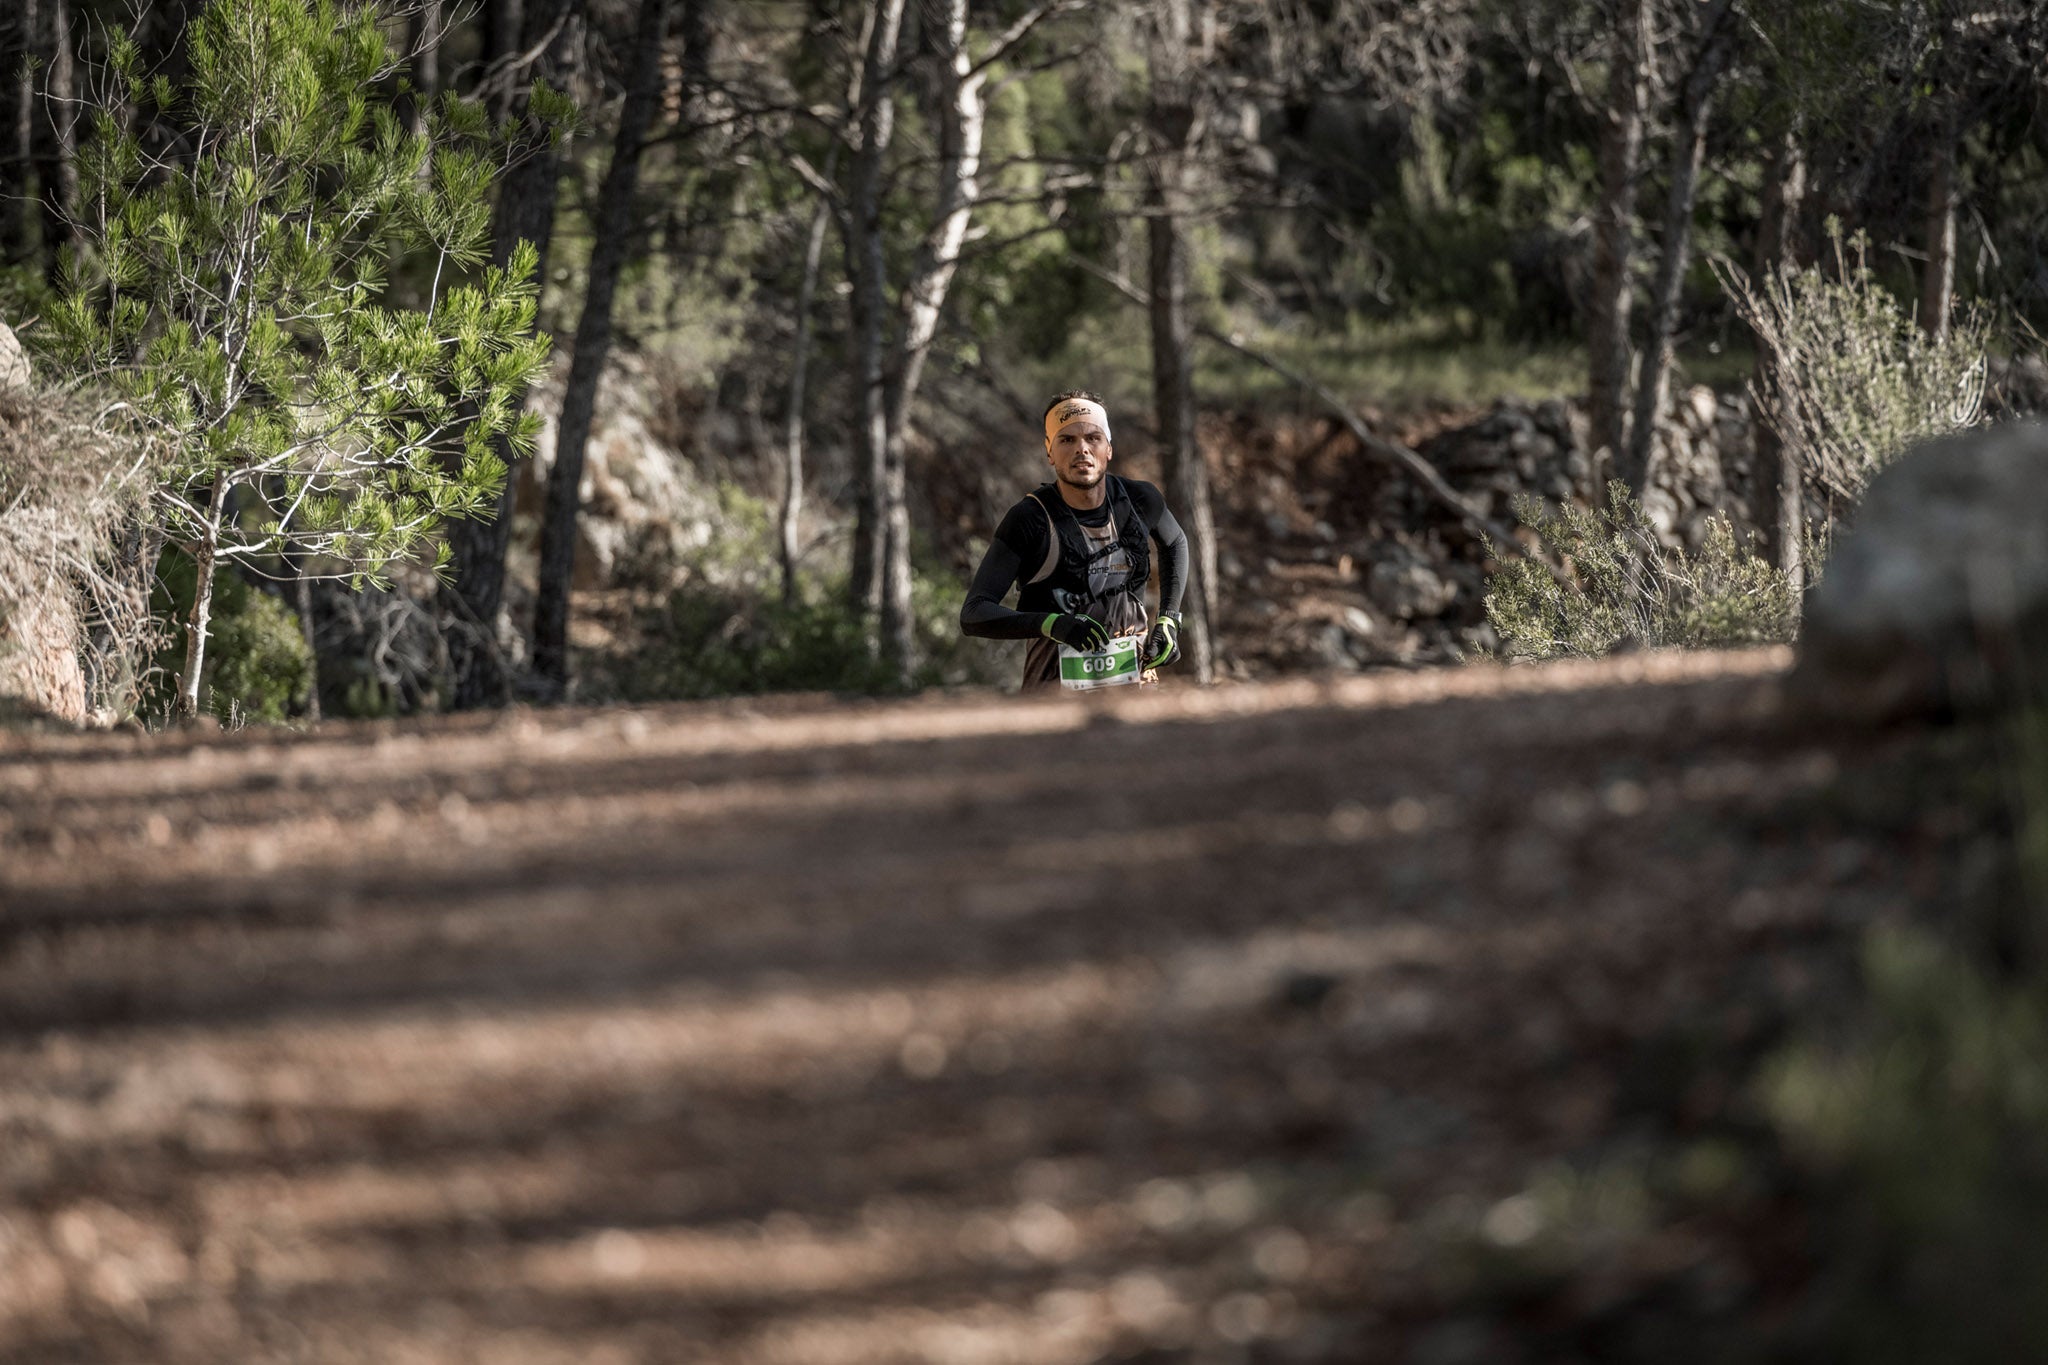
[0,648,1998,1363]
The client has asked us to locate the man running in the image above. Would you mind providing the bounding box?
[960,390,1190,691]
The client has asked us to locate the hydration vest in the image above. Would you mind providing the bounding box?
[1014,476,1152,619]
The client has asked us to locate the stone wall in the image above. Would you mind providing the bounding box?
[1417,383,1762,550]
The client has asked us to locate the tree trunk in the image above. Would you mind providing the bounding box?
[1145,0,1217,683]
[778,18,871,613]
[1752,123,1806,587]
[131,0,199,169]
[31,0,78,279]
[676,0,711,120]
[441,0,582,709]
[779,194,831,607]
[177,542,217,720]
[404,0,443,140]
[1626,0,1737,496]
[874,0,983,684]
[844,0,906,631]
[295,567,322,722]
[4,0,33,261]
[1585,0,1649,484]
[483,0,526,117]
[1147,196,1219,685]
[1919,111,1957,341]
[532,0,671,691]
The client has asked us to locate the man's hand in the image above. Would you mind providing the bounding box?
[1143,612,1182,668]
[1042,612,1111,652]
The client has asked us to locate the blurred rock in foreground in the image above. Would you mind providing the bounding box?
[1793,419,2048,720]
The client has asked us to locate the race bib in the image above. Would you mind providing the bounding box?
[1058,635,1143,690]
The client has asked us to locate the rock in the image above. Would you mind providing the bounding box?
[1460,622,1501,655]
[1686,384,1718,432]
[1413,389,1756,563]
[1368,550,1458,621]
[0,318,29,390]
[0,589,88,726]
[1,335,97,727]
[517,351,733,591]
[1640,486,1681,538]
[1792,420,2048,719]
[1313,624,1355,670]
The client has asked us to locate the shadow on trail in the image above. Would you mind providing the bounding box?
[5,658,1914,1364]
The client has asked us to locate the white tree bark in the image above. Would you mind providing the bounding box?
[876,0,985,681]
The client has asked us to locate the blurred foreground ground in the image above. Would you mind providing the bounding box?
[0,650,1959,1362]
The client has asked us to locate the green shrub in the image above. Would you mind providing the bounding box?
[1721,224,1989,504]
[206,584,314,725]
[1767,924,2048,1363]
[1753,704,2048,1363]
[1484,483,1799,660]
[613,586,891,700]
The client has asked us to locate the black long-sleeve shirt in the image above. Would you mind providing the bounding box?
[960,479,1189,640]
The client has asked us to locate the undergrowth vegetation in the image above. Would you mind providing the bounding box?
[606,569,1002,701]
[584,478,1006,700]
[1752,707,2048,1362]
[1484,484,1799,660]
[1723,227,1990,504]
[0,376,163,719]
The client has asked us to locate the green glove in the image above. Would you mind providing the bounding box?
[1042,612,1111,652]
[1143,611,1182,668]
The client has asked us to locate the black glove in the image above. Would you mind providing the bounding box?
[1042,612,1111,652]
[1143,611,1182,668]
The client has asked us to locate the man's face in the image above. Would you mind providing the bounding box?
[1046,421,1112,490]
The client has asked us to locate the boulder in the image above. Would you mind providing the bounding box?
[0,319,87,725]
[1791,420,2048,719]
[0,589,89,726]
[0,318,29,390]
[1368,546,1458,621]
[517,351,734,591]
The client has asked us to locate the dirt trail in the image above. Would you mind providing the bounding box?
[0,650,1888,1363]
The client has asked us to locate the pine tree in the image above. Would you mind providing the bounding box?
[41,0,551,718]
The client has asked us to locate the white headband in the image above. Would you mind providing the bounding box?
[1045,397,1111,445]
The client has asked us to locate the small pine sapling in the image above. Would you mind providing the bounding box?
[42,0,552,718]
